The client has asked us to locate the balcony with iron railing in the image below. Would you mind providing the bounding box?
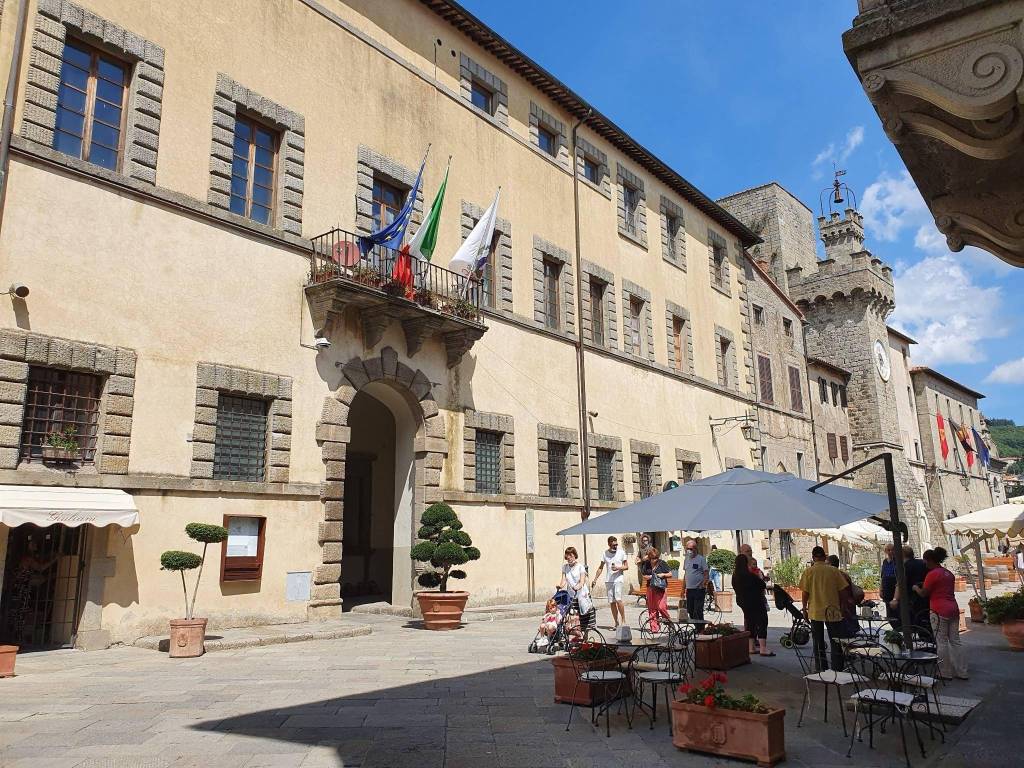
[305,228,487,367]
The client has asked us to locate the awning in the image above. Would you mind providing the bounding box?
[941,499,1024,540]
[0,485,139,528]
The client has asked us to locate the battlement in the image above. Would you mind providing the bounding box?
[786,247,895,316]
[819,208,866,261]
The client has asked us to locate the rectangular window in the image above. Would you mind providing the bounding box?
[589,279,605,346]
[470,79,494,115]
[666,214,681,255]
[680,461,698,483]
[757,355,774,404]
[583,156,601,184]
[548,441,570,498]
[596,448,615,501]
[54,40,129,171]
[914,440,921,461]
[780,530,793,560]
[537,124,558,157]
[831,382,840,406]
[839,385,848,408]
[818,377,828,404]
[220,515,266,582]
[712,242,726,287]
[474,430,502,494]
[719,337,731,388]
[21,367,102,463]
[229,115,277,225]
[827,432,838,460]
[479,229,500,309]
[788,365,804,413]
[213,394,268,481]
[839,435,850,463]
[543,258,561,329]
[638,454,655,499]
[623,182,640,235]
[672,317,685,371]
[783,318,793,337]
[753,305,764,325]
[628,297,643,354]
[371,178,405,234]
[796,452,804,479]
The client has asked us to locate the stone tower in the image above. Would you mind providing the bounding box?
[786,207,930,544]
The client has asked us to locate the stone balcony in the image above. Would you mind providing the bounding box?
[305,228,486,367]
[844,0,1024,268]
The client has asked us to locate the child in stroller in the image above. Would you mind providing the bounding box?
[528,589,574,654]
[773,584,811,648]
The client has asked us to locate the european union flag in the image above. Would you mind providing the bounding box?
[359,157,425,255]
[972,427,990,467]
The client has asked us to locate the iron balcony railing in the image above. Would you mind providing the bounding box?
[308,228,483,323]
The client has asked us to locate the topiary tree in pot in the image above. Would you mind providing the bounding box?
[160,522,227,657]
[410,503,480,629]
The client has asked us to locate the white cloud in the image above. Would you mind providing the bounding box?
[812,126,864,178]
[986,358,1024,384]
[860,170,927,242]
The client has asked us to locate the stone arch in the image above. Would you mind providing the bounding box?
[308,345,447,618]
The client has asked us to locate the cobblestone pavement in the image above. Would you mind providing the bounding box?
[0,594,1017,768]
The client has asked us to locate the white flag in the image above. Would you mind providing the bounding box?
[448,188,500,277]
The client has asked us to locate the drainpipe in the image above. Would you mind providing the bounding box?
[570,109,592,563]
[0,0,31,237]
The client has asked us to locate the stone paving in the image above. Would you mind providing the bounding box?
[0,592,1019,768]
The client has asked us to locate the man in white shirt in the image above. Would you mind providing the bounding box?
[683,539,709,621]
[592,535,629,627]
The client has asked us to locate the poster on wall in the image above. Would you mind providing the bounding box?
[226,517,260,558]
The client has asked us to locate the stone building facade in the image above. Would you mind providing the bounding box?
[0,0,761,647]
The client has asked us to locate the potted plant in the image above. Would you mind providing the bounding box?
[410,503,480,630]
[848,560,881,601]
[160,522,228,657]
[666,558,681,579]
[442,297,478,320]
[551,640,629,706]
[414,286,435,309]
[671,672,785,766]
[311,263,342,283]
[0,645,16,677]
[882,628,906,654]
[771,555,803,601]
[984,587,1024,650]
[381,278,408,298]
[41,425,80,462]
[695,623,751,670]
[708,548,735,611]
[350,264,381,288]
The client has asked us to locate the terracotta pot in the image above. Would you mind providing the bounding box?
[783,586,802,602]
[862,590,880,601]
[1001,620,1024,651]
[695,631,751,670]
[671,700,785,767]
[968,600,984,623]
[954,577,966,593]
[168,618,207,658]
[0,645,17,677]
[551,654,631,705]
[959,609,967,634]
[415,591,469,630]
[714,590,734,612]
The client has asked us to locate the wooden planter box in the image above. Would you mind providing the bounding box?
[984,557,1013,568]
[551,654,630,706]
[862,589,880,601]
[41,445,79,462]
[696,631,751,670]
[671,700,785,767]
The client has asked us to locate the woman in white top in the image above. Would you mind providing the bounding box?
[558,546,593,631]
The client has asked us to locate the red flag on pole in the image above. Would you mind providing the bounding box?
[936,413,949,461]
[392,244,414,297]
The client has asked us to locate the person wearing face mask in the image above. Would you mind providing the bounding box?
[683,539,709,622]
[558,546,593,633]
[592,535,628,629]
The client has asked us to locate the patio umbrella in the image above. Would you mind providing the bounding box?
[557,467,891,536]
[941,499,1024,600]
[798,519,890,550]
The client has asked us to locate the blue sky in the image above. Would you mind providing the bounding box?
[461,0,1024,424]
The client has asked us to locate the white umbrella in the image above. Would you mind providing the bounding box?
[557,467,891,536]
[941,500,1024,539]
[800,520,889,550]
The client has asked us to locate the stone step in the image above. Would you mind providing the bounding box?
[134,621,373,652]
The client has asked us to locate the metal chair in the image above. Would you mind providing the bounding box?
[565,627,633,738]
[791,634,867,736]
[628,640,687,735]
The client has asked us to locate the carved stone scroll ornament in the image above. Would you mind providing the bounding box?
[934,208,1024,269]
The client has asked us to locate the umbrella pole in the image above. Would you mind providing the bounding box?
[881,453,914,650]
[974,541,987,601]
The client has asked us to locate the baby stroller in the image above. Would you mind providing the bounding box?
[773,584,810,648]
[528,589,574,655]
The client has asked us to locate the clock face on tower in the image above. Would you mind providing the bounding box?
[873,340,891,382]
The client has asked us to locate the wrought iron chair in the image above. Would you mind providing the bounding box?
[627,640,688,735]
[890,624,945,743]
[791,633,867,736]
[565,627,633,737]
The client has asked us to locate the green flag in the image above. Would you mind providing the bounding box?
[408,158,449,262]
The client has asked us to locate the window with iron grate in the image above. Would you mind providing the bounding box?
[213,394,268,481]
[474,429,502,494]
[548,441,569,498]
[596,448,615,501]
[680,461,698,484]
[21,367,102,462]
[638,454,655,499]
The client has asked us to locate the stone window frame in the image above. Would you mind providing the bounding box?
[22,0,165,184]
[462,200,513,315]
[616,163,648,248]
[707,228,732,297]
[622,280,654,362]
[575,136,611,197]
[676,449,703,483]
[529,102,570,169]
[665,301,694,375]
[0,329,136,474]
[208,74,305,236]
[355,145,424,237]
[532,235,576,336]
[462,410,515,495]
[587,432,625,503]
[191,363,292,483]
[537,424,580,500]
[580,260,619,349]
[715,325,739,391]
[660,196,687,270]
[725,457,746,469]
[459,53,509,127]
[629,439,662,500]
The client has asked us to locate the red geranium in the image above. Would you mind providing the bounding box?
[704,695,716,709]
[678,683,691,695]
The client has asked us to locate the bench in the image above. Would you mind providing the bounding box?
[629,576,685,608]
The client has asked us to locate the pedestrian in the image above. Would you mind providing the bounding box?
[891,545,930,636]
[640,547,672,632]
[880,544,898,621]
[635,533,653,587]
[558,546,593,632]
[591,535,629,629]
[799,545,853,672]
[682,538,709,622]
[733,553,773,656]
[914,547,968,680]
[827,554,862,635]
[1015,543,1024,586]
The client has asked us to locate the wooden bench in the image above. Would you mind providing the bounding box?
[629,576,684,608]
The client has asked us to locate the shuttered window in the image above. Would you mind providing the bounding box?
[819,377,828,404]
[839,385,848,407]
[788,366,804,413]
[827,432,838,460]
[840,435,850,463]
[757,355,773,405]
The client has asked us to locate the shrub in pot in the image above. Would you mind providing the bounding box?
[984,587,1024,650]
[708,548,736,606]
[666,558,681,579]
[410,503,480,630]
[771,555,803,600]
[848,560,881,599]
[160,522,228,657]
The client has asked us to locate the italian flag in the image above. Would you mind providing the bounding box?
[408,157,450,262]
